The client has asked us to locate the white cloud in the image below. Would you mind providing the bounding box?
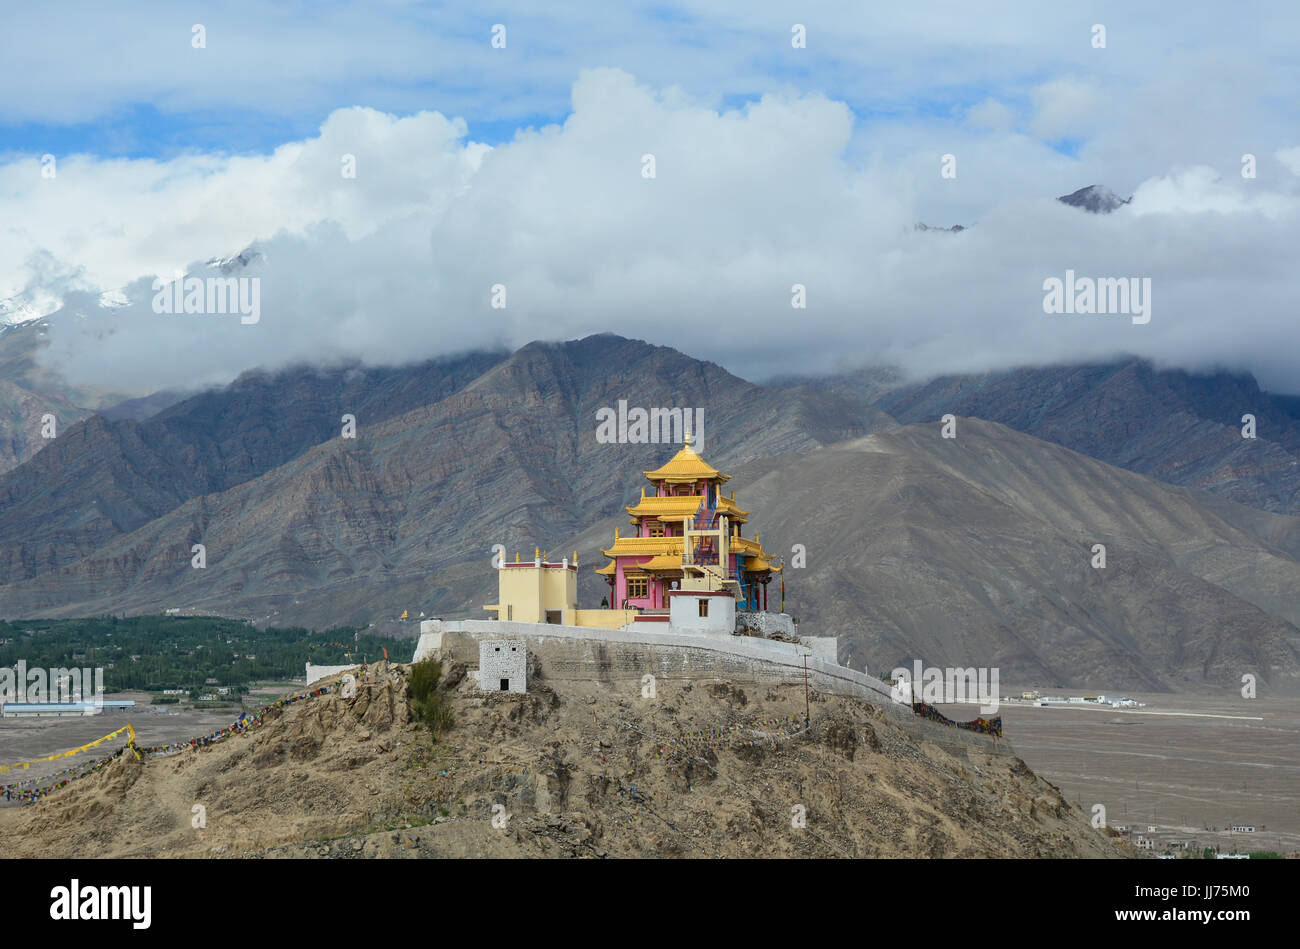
[1130,166,1296,217]
[965,98,1015,133]
[4,68,1300,396]
[1277,147,1300,177]
[1030,78,1102,141]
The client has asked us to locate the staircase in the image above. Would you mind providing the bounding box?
[683,499,743,598]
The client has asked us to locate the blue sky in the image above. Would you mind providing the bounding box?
[8,1,1291,160]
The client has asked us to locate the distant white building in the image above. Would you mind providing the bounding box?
[1133,836,1154,851]
[1231,825,1256,833]
[1,700,134,718]
[479,640,527,694]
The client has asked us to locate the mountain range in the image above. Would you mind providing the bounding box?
[0,333,1297,695]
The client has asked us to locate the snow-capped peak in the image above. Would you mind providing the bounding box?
[0,289,63,326]
[204,247,265,274]
[1057,184,1132,214]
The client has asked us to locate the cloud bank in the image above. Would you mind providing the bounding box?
[4,68,1299,393]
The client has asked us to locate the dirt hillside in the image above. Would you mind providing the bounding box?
[0,663,1128,858]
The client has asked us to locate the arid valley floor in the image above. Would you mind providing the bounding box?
[942,692,1300,854]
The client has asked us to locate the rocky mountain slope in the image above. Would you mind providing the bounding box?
[0,349,508,581]
[0,335,878,614]
[869,359,1300,516]
[0,663,1125,858]
[710,419,1300,693]
[5,407,1298,694]
[0,321,96,473]
[1,338,1297,694]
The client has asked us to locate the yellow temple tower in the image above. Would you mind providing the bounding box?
[483,436,780,631]
[595,433,779,612]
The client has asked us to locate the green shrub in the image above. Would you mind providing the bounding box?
[408,658,454,740]
[408,657,442,702]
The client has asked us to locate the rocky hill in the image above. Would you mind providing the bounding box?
[0,663,1126,858]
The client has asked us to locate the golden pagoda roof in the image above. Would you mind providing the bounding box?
[599,536,684,558]
[639,553,686,572]
[624,493,750,523]
[642,434,730,484]
[715,496,746,518]
[731,536,767,556]
[625,495,701,519]
[732,535,779,573]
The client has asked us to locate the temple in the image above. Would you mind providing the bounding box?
[595,433,779,612]
[482,435,784,636]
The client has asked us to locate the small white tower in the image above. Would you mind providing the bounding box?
[479,640,527,693]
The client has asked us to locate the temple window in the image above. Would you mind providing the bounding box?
[648,521,664,537]
[627,575,648,599]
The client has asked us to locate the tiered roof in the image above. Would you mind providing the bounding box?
[642,436,730,484]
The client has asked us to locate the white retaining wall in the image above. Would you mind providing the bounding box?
[304,663,359,686]
[414,619,897,708]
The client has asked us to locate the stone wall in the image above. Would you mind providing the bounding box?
[734,611,797,638]
[416,619,896,707]
[413,620,1012,759]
